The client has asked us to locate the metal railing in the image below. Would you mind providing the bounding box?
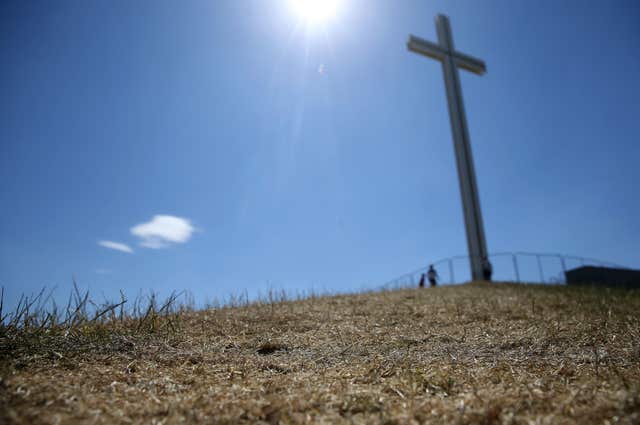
[381,252,627,289]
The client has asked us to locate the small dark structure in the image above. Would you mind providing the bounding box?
[565,266,640,289]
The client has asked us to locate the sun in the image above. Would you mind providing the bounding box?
[290,0,341,24]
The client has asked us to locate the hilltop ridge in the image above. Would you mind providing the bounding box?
[2,283,639,424]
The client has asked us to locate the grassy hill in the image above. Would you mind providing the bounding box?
[1,282,639,424]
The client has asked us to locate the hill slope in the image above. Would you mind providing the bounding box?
[2,283,639,424]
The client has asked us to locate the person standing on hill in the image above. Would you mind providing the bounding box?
[482,257,493,281]
[427,265,438,287]
[419,273,426,288]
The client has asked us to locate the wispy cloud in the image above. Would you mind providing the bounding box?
[98,240,133,254]
[130,215,195,249]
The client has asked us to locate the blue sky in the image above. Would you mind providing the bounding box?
[2,0,639,306]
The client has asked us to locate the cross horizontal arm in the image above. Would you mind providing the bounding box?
[407,35,446,61]
[452,51,486,76]
[407,35,487,76]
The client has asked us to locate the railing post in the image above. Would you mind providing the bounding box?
[536,255,544,283]
[448,259,454,284]
[559,255,567,283]
[512,254,520,283]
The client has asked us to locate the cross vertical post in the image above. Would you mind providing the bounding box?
[408,14,489,281]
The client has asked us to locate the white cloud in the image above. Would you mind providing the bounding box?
[98,240,133,254]
[130,215,195,249]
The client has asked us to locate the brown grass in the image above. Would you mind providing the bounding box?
[1,282,639,424]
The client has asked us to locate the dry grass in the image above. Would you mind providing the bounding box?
[1,282,639,424]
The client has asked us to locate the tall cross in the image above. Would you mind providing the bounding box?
[408,15,489,281]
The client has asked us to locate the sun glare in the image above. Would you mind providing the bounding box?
[291,0,340,24]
